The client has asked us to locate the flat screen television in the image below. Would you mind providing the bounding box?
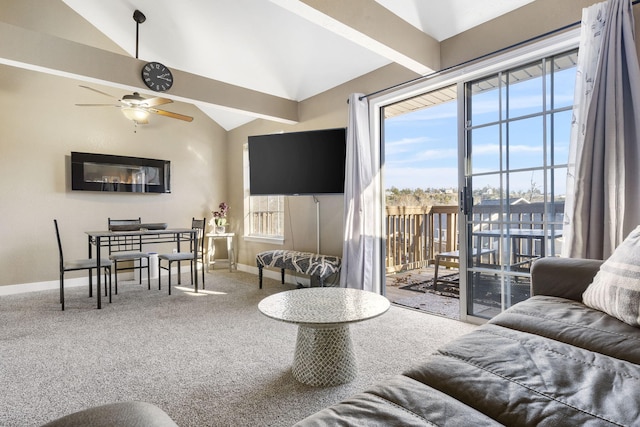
[248,128,346,195]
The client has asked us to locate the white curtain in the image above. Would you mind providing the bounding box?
[563,0,640,259]
[563,1,607,257]
[341,93,382,293]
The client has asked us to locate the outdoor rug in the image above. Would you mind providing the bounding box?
[399,273,460,298]
[391,273,461,320]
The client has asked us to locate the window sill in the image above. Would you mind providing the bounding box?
[243,235,284,245]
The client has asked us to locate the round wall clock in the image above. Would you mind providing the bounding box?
[141,61,173,92]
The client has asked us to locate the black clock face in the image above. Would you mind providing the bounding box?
[141,62,173,92]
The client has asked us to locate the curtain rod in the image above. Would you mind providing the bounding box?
[358,0,640,101]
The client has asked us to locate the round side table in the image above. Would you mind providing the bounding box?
[258,287,390,386]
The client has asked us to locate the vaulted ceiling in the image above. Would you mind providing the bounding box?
[4,0,535,130]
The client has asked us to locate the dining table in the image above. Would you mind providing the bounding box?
[473,228,563,269]
[85,227,199,309]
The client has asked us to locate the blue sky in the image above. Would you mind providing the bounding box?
[384,100,459,190]
[383,65,576,195]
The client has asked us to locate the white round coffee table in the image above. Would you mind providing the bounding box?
[258,287,390,386]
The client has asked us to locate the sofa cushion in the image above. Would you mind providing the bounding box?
[403,322,640,426]
[41,401,178,427]
[490,295,640,365]
[294,374,501,427]
[583,225,640,327]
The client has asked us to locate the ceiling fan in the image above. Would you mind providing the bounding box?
[75,85,193,124]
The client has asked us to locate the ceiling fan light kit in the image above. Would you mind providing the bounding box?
[74,9,193,126]
[121,107,150,124]
[76,87,193,124]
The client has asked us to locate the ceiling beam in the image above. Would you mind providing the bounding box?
[271,0,440,75]
[0,21,299,125]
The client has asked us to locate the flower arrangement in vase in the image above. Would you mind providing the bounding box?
[211,202,229,233]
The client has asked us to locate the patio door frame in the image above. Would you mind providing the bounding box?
[372,29,579,323]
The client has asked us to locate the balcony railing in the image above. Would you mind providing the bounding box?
[385,202,564,273]
[386,205,458,273]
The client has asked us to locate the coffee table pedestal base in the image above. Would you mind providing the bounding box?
[292,325,356,387]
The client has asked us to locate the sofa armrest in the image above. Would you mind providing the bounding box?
[530,257,603,301]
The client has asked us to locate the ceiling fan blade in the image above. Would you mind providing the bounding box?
[149,108,194,122]
[79,85,115,99]
[143,97,173,107]
[75,103,120,107]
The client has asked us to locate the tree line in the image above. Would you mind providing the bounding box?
[386,183,545,207]
[386,187,458,206]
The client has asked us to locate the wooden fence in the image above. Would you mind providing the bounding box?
[385,205,458,273]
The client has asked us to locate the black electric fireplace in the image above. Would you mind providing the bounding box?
[71,152,171,193]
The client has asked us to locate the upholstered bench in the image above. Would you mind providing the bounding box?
[256,250,341,288]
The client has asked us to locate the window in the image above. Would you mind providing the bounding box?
[243,144,284,242]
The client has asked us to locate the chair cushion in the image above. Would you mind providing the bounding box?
[582,225,640,327]
[64,258,112,270]
[158,252,194,261]
[109,252,149,261]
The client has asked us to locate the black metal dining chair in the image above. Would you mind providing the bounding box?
[107,218,151,294]
[192,218,206,287]
[54,219,112,311]
[158,218,205,294]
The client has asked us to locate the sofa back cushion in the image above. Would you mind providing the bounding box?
[583,225,640,327]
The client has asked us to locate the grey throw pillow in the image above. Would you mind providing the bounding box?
[583,225,640,327]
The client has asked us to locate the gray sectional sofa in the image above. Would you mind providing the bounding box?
[295,257,640,426]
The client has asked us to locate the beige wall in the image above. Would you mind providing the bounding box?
[0,0,229,288]
[0,0,128,55]
[440,0,596,68]
[0,65,227,286]
[227,63,417,269]
[442,0,640,69]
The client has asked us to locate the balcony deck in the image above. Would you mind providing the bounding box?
[386,266,461,320]
[384,201,564,319]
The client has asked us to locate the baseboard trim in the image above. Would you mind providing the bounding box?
[1,264,318,296]
[0,266,197,296]
[0,277,87,296]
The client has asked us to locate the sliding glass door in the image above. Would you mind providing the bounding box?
[463,50,577,319]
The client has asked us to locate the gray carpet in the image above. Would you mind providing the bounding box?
[0,270,477,427]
